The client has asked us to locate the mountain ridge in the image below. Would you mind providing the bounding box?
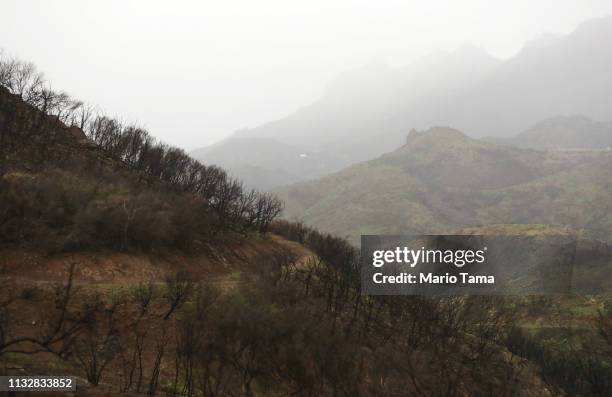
[489,115,612,150]
[194,15,612,190]
[276,127,612,244]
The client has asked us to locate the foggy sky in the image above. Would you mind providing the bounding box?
[3,0,612,150]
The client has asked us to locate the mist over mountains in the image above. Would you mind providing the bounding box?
[490,115,612,150]
[276,127,612,245]
[193,16,612,189]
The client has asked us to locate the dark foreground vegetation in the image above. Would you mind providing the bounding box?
[0,53,281,252]
[1,54,612,396]
[0,248,519,395]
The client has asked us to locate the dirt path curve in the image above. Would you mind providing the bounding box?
[0,234,318,291]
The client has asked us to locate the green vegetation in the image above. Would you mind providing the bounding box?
[278,127,612,244]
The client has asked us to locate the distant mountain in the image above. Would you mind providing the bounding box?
[194,16,612,189]
[276,127,612,244]
[233,47,500,148]
[191,136,346,190]
[441,16,612,138]
[193,47,501,188]
[489,115,612,150]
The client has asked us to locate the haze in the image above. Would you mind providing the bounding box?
[2,0,612,150]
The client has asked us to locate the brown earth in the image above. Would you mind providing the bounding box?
[0,234,315,286]
[0,234,317,396]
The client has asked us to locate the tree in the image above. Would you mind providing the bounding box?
[72,294,122,385]
[0,263,93,358]
[163,270,195,320]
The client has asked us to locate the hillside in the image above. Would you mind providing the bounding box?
[195,16,612,189]
[277,127,612,244]
[490,115,612,150]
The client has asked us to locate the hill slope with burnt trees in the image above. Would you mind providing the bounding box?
[0,55,281,252]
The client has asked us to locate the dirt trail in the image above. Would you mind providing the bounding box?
[0,234,317,291]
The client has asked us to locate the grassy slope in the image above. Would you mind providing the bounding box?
[277,127,612,244]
